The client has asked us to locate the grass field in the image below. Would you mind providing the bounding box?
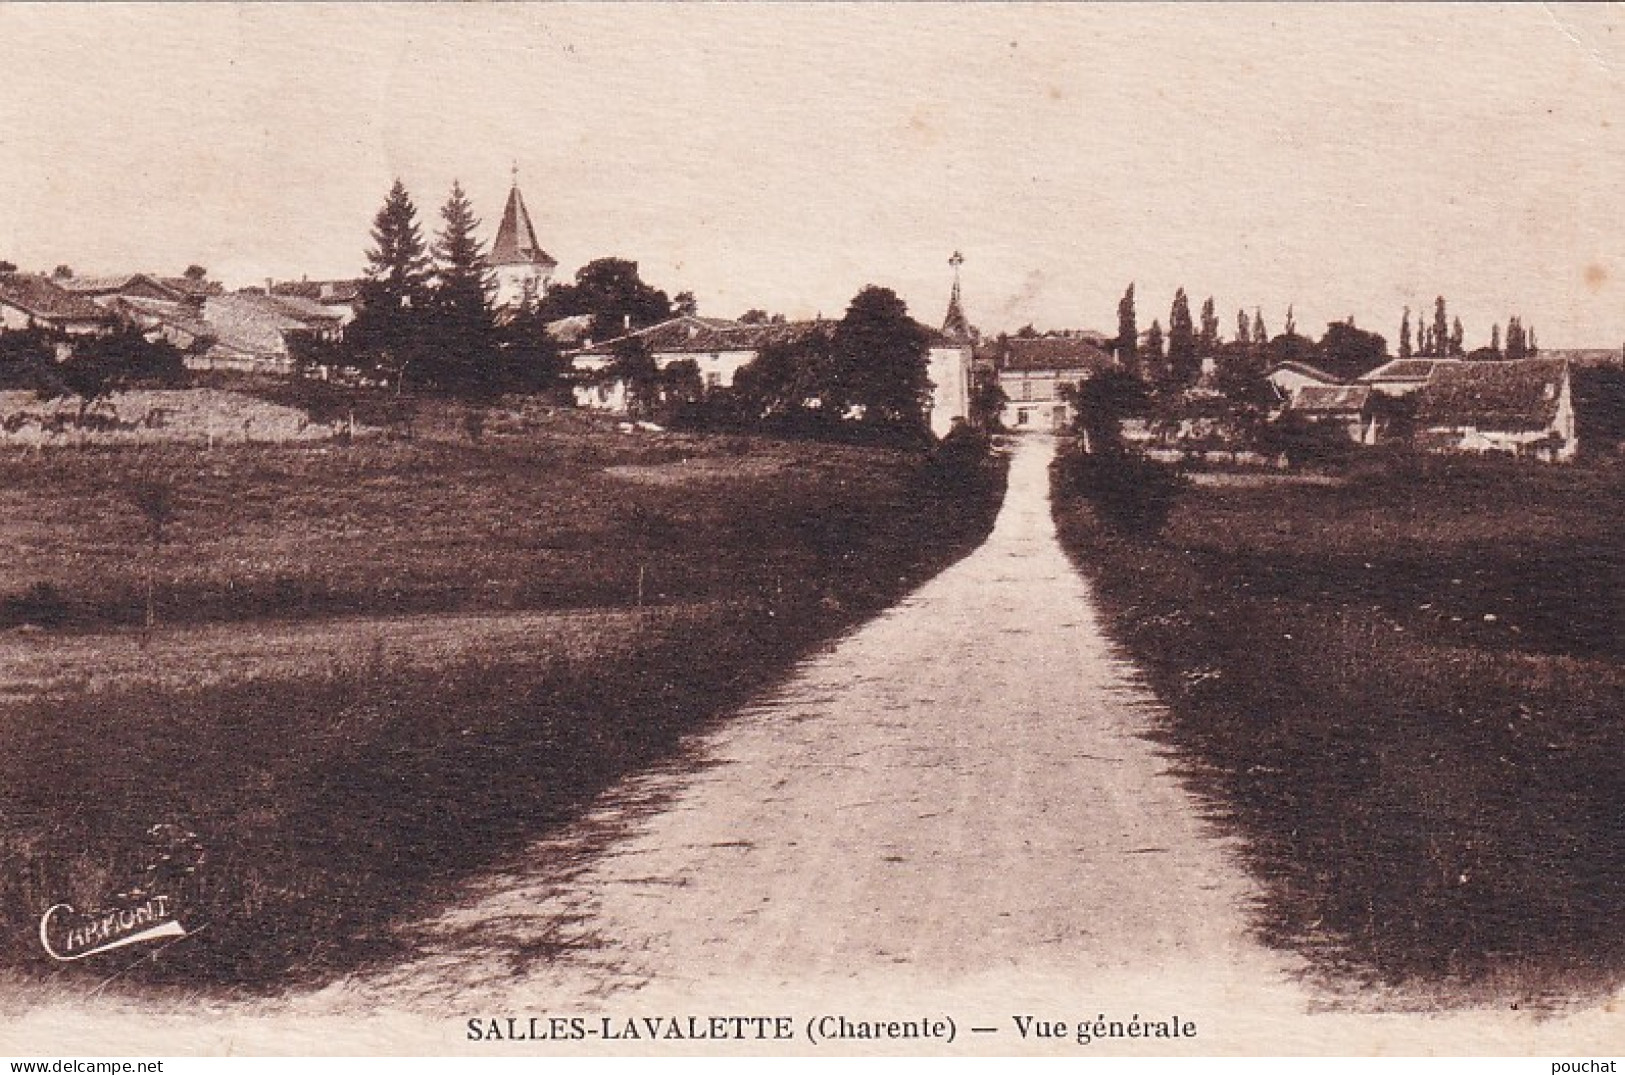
[1053,448,1625,1008]
[0,392,1006,993]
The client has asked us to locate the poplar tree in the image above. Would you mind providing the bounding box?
[1433,296,1449,359]
[1252,309,1268,354]
[1450,316,1464,357]
[1199,296,1220,352]
[1399,307,1413,358]
[1236,308,1250,347]
[1116,283,1138,372]
[1168,288,1197,385]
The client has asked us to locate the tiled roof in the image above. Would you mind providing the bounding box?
[0,274,116,323]
[491,185,556,268]
[199,295,314,357]
[998,336,1114,373]
[159,276,226,299]
[574,315,833,357]
[1415,358,1569,431]
[271,279,361,304]
[54,273,185,300]
[1292,384,1372,414]
[1359,357,1462,383]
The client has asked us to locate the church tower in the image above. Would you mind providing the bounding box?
[941,250,973,342]
[490,168,558,310]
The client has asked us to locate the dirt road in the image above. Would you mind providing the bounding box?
[301,433,1316,1046]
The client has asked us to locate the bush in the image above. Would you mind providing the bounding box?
[1057,447,1183,538]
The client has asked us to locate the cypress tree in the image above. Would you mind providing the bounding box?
[1399,307,1413,359]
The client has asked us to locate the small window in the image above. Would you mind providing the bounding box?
[1016,408,1029,425]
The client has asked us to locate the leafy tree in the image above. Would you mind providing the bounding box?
[673,291,698,317]
[0,260,17,275]
[1167,288,1197,386]
[52,265,72,280]
[1313,321,1388,381]
[739,308,771,325]
[537,257,673,342]
[1066,366,1150,454]
[350,179,432,384]
[830,285,932,439]
[183,264,208,281]
[1213,340,1273,409]
[732,331,834,426]
[1399,307,1413,358]
[968,364,1008,431]
[607,336,662,421]
[1116,283,1138,372]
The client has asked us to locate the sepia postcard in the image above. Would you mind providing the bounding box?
[0,2,1622,1061]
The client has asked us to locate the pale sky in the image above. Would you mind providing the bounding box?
[2,3,1622,347]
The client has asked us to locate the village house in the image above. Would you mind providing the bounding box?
[0,274,117,336]
[993,335,1115,432]
[1412,357,1576,462]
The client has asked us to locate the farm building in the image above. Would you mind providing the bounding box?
[1413,358,1576,462]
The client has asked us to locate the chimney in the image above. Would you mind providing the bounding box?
[623,313,631,332]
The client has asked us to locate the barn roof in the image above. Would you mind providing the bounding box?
[1414,358,1569,431]
[1267,360,1342,384]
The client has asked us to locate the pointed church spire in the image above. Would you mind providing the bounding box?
[942,250,972,341]
[491,181,556,270]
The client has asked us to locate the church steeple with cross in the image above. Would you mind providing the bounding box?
[941,250,973,342]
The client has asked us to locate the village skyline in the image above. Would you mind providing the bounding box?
[2,4,1623,347]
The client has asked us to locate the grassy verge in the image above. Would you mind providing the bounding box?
[1052,446,1625,1006]
[0,404,1005,992]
